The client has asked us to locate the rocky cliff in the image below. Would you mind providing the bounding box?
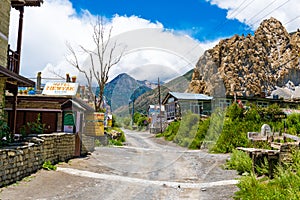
[188,17,300,97]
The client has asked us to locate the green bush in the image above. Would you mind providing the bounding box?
[26,113,47,134]
[211,119,250,153]
[42,161,57,171]
[286,113,300,135]
[157,120,180,141]
[234,150,300,200]
[225,149,253,175]
[174,112,199,147]
[0,115,12,146]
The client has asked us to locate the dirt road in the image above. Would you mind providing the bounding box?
[0,129,239,199]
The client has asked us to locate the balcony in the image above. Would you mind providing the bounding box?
[7,45,20,74]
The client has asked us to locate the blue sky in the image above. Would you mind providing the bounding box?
[9,0,300,81]
[70,0,251,41]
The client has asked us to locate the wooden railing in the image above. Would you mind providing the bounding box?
[7,45,19,74]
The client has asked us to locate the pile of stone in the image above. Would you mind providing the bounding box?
[188,17,300,97]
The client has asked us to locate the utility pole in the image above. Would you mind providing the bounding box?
[158,77,163,134]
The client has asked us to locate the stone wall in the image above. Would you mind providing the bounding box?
[0,133,75,187]
[0,0,10,67]
[81,134,95,155]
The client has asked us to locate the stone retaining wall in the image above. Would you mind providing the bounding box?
[0,133,75,187]
[81,134,95,155]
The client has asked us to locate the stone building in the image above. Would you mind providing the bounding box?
[0,0,42,133]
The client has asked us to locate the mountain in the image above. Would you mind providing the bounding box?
[114,69,194,115]
[188,17,300,97]
[103,73,153,111]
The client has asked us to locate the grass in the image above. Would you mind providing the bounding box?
[228,149,300,199]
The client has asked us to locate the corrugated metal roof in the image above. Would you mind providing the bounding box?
[169,92,213,100]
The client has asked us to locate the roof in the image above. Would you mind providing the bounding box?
[11,0,43,8]
[61,98,95,112]
[162,92,213,104]
[169,92,213,100]
[0,65,35,88]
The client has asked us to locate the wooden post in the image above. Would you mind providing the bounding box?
[11,87,18,136]
[16,6,24,74]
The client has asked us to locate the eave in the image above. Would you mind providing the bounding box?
[0,65,35,89]
[11,0,43,8]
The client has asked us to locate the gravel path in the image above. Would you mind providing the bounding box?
[0,129,239,200]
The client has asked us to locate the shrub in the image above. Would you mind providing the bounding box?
[225,149,253,175]
[158,120,180,141]
[26,113,47,134]
[0,116,12,146]
[234,150,300,200]
[42,161,57,171]
[211,119,249,153]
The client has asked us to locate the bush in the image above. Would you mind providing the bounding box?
[234,150,300,200]
[0,116,12,146]
[211,119,250,153]
[286,113,300,135]
[157,120,180,141]
[42,161,57,171]
[173,112,199,147]
[225,149,253,175]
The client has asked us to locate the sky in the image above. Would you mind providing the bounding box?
[8,0,300,83]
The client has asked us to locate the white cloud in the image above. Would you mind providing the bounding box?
[207,0,300,32]
[9,0,219,84]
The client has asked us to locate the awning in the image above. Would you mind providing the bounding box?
[0,65,35,89]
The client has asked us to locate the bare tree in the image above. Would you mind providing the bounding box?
[67,17,125,111]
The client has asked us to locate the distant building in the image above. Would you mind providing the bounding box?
[162,92,213,121]
[148,105,166,133]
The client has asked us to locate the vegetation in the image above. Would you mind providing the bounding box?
[42,161,57,171]
[230,149,300,200]
[106,127,126,146]
[158,103,300,152]
[0,114,12,147]
[21,113,47,135]
[225,149,253,175]
[157,111,210,149]
[211,103,285,153]
[132,112,149,130]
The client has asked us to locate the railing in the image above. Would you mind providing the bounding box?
[7,45,19,74]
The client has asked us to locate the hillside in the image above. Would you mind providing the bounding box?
[114,69,193,115]
[188,17,300,97]
[103,73,152,111]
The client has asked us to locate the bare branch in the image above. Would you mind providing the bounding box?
[66,17,126,111]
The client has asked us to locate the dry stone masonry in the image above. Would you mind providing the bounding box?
[188,17,300,97]
[0,133,75,187]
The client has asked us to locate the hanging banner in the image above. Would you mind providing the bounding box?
[42,82,79,96]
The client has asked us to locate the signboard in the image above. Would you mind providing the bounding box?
[42,82,79,96]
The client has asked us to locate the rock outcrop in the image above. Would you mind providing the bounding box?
[188,17,300,97]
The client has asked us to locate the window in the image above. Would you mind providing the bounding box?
[257,101,269,107]
[218,99,231,109]
[166,103,175,120]
[190,102,203,115]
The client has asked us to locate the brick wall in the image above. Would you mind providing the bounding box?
[0,0,10,67]
[0,133,75,187]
